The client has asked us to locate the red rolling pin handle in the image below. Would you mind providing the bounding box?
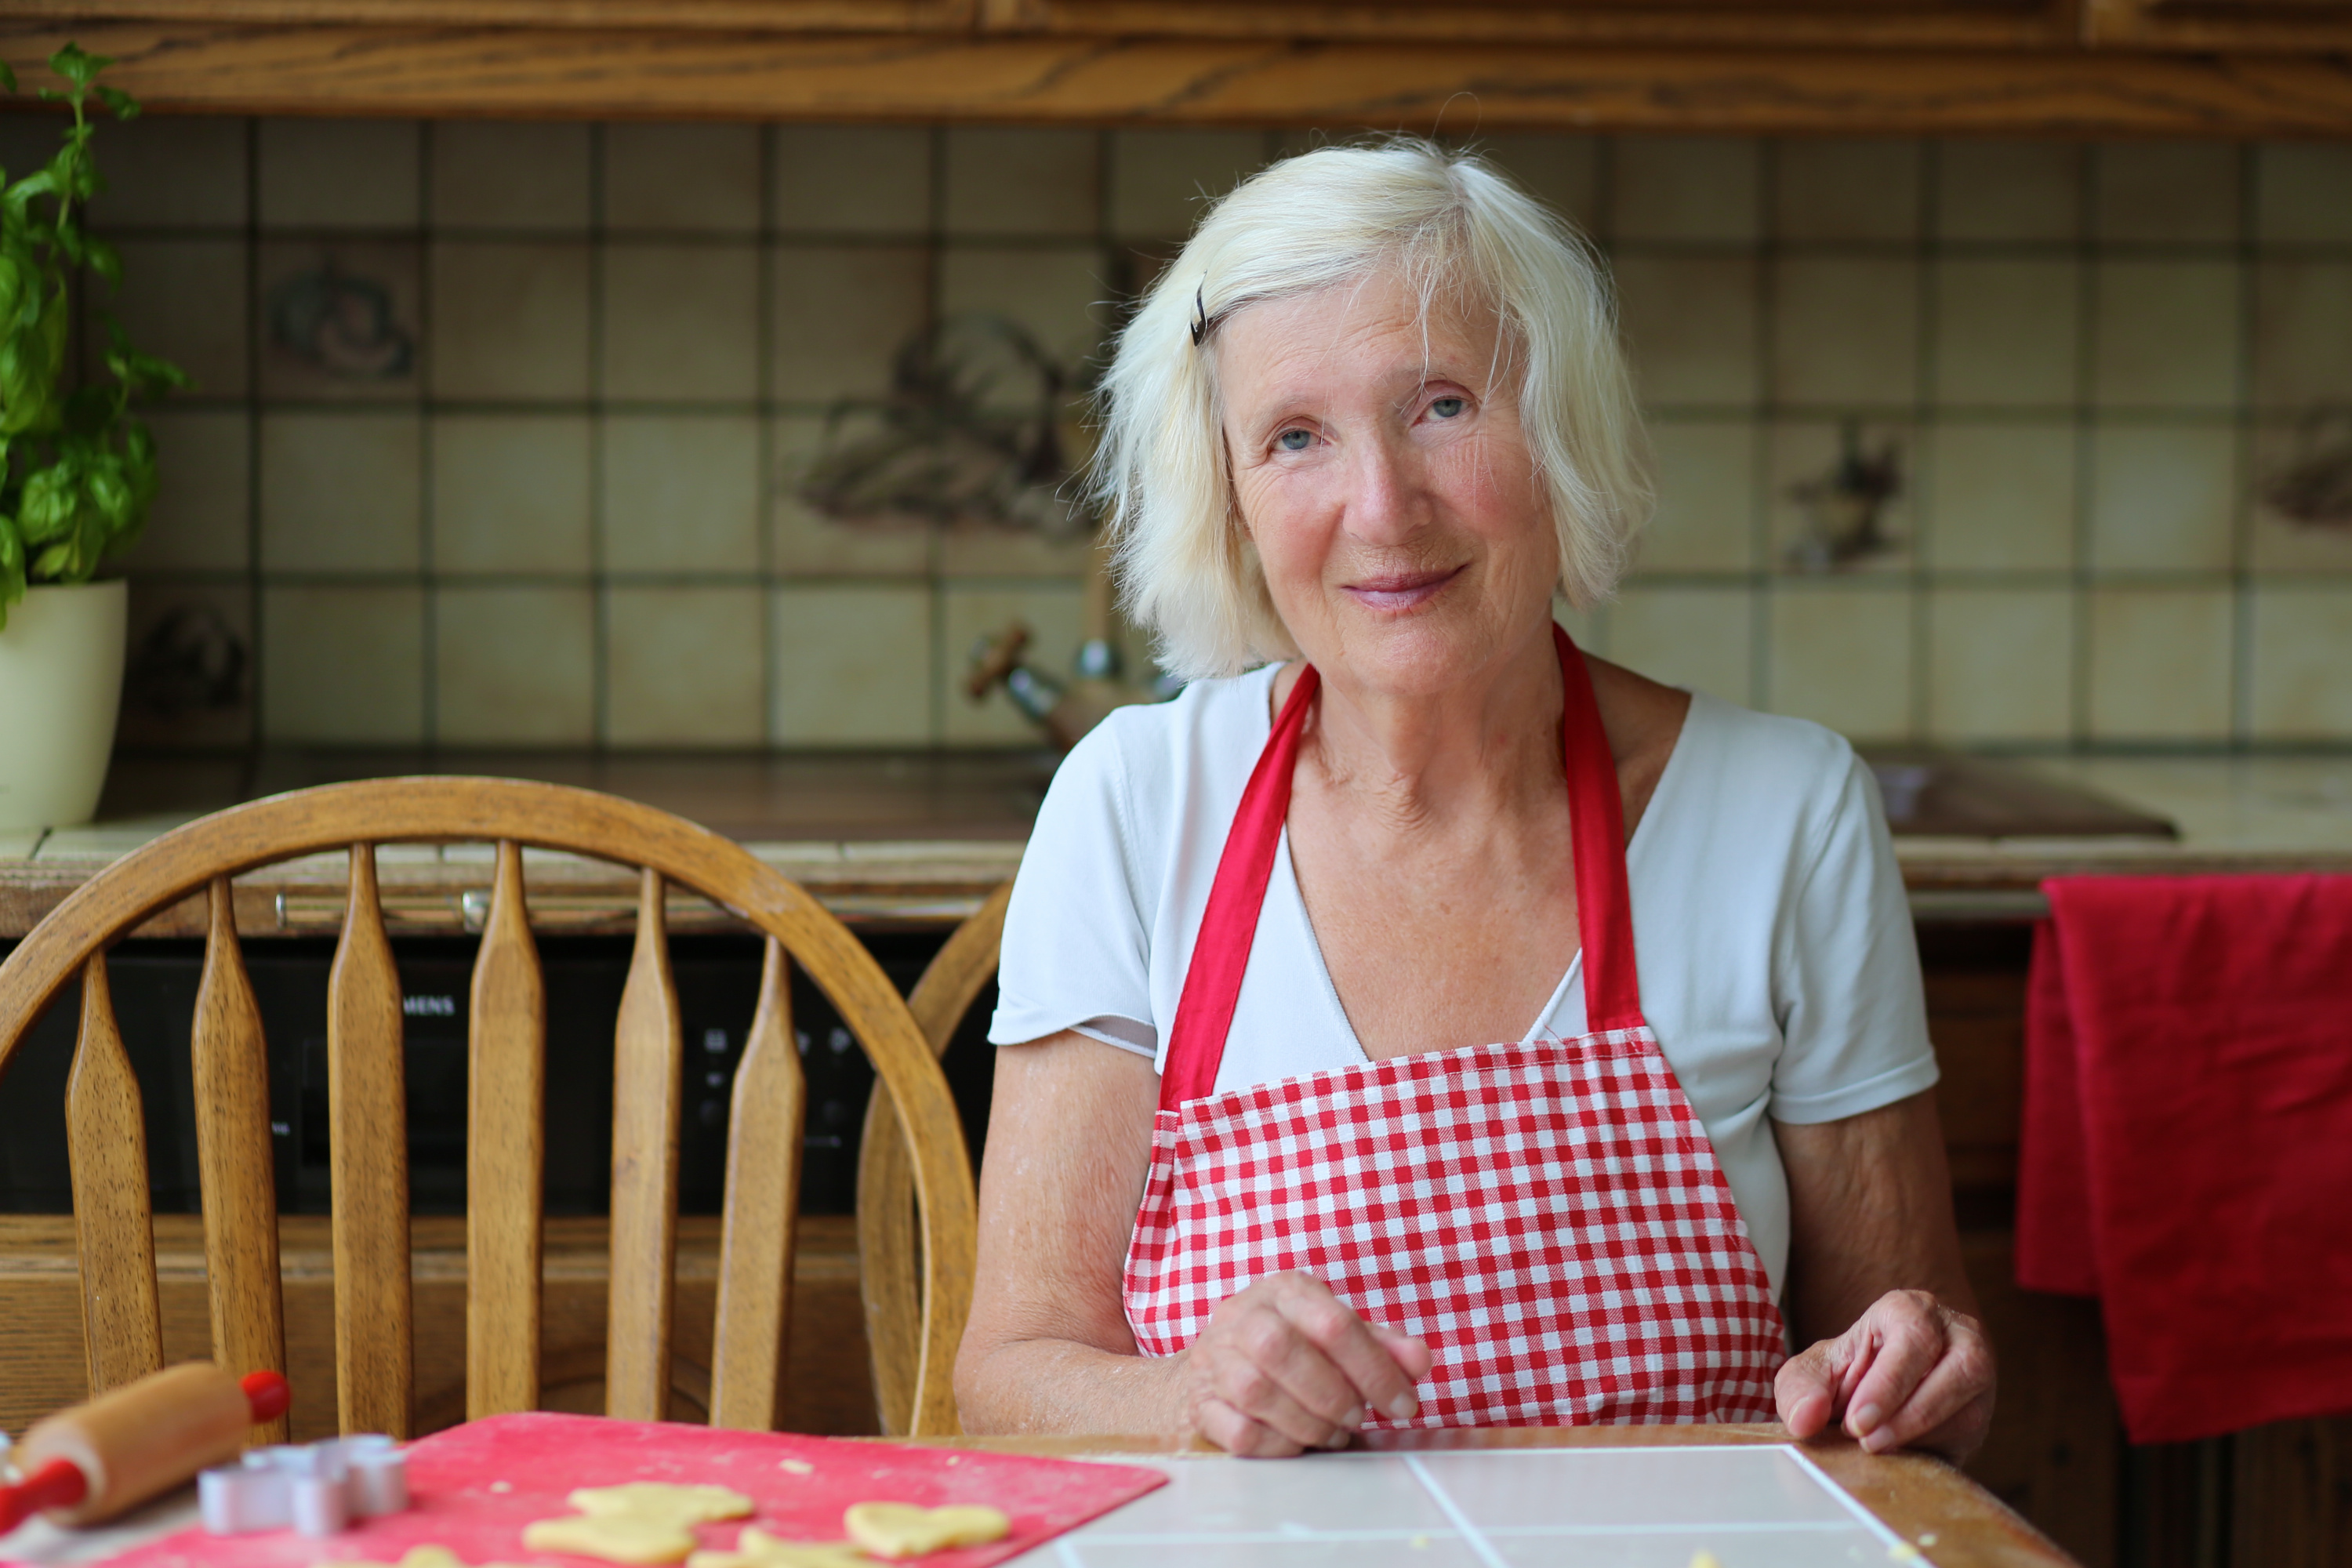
[0,1460,89,1535]
[240,1371,291,1424]
[0,1365,289,1533]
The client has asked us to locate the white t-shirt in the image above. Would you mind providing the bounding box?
[989,663,1939,1299]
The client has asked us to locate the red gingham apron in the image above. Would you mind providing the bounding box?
[1121,627,1786,1428]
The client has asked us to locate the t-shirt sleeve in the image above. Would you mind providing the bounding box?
[987,717,1157,1051]
[1766,750,1940,1123]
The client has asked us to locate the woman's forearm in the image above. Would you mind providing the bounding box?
[1775,1089,1979,1345]
[959,1035,1174,1434]
[955,1335,1188,1436]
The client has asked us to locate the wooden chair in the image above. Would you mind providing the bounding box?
[855,879,1011,1436]
[0,778,978,1440]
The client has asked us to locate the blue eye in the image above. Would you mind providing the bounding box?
[1429,396,1466,419]
[1277,429,1312,452]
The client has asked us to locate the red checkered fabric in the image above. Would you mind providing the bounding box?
[1123,630,1787,1427]
[1122,1024,1786,1427]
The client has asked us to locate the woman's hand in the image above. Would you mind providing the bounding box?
[1773,1091,1996,1464]
[1776,1288,1994,1461]
[1181,1272,1432,1456]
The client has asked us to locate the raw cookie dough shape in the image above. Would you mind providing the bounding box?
[523,1512,701,1565]
[687,1527,872,1568]
[843,1503,1010,1559]
[314,1548,533,1568]
[568,1485,757,1526]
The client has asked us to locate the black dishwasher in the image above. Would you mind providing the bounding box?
[0,931,996,1217]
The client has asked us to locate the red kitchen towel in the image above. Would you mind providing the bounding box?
[2016,874,2352,1443]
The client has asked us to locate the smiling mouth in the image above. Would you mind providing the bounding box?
[1344,565,1465,612]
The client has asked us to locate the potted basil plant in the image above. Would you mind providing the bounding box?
[0,45,188,832]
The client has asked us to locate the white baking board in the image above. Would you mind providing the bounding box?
[1022,1444,1933,1568]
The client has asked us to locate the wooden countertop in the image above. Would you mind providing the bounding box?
[4,749,2349,940]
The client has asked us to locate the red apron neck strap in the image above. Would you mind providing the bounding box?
[1160,663,1319,1110]
[1157,631,1643,1111]
[1553,624,1643,1033]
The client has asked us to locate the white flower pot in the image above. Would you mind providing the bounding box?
[0,579,128,831]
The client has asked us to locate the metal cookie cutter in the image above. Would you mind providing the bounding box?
[199,1435,408,1537]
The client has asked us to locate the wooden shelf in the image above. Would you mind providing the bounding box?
[2,5,2350,135]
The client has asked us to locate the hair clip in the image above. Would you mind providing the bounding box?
[1189,284,1207,347]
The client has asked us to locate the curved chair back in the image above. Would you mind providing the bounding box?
[0,778,976,1439]
[856,879,1011,1436]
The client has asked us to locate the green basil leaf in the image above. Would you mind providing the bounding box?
[17,464,73,540]
[49,45,111,91]
[87,457,129,525]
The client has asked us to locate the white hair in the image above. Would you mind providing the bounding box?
[1091,137,1652,683]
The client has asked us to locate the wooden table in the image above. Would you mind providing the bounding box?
[0,1425,2076,1568]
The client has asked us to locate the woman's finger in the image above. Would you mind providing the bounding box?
[1773,1340,1842,1439]
[1195,1395,1302,1458]
[1269,1278,1424,1421]
[1232,1295,1374,1432]
[1370,1324,1435,1381]
[1199,1327,1359,1449]
[1857,1316,1996,1457]
[1842,1293,1950,1445]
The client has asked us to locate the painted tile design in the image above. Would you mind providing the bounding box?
[89,127,2352,751]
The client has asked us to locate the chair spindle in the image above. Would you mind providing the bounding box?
[608,867,683,1421]
[191,877,289,1441]
[467,840,546,1419]
[64,951,164,1396]
[710,938,804,1429]
[329,843,414,1437]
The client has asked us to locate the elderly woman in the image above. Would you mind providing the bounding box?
[956,140,1994,1460]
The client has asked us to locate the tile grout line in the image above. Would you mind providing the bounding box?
[414,118,439,753]
[242,114,265,768]
[1913,136,1940,745]
[2231,140,2259,752]
[758,121,782,747]
[587,122,611,751]
[924,124,948,749]
[2070,143,2100,749]
[1777,1443,1926,1555]
[1399,1452,1511,1568]
[1749,137,1778,715]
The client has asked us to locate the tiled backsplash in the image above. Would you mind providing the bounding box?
[18,116,2352,750]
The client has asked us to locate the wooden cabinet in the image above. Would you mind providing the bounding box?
[3,0,2351,133]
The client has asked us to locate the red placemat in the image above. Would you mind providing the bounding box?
[82,1414,1166,1568]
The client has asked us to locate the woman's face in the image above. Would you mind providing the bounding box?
[1218,267,1557,699]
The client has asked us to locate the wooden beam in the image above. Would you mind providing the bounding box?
[2083,0,2352,53]
[0,1,973,31]
[0,0,2083,49]
[4,24,2351,135]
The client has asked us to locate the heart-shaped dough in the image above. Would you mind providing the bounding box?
[315,1548,476,1568]
[687,1527,871,1568]
[843,1502,1010,1559]
[524,1512,700,1565]
[568,1484,757,1526]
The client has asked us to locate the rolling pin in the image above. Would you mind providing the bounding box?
[0,1363,289,1532]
